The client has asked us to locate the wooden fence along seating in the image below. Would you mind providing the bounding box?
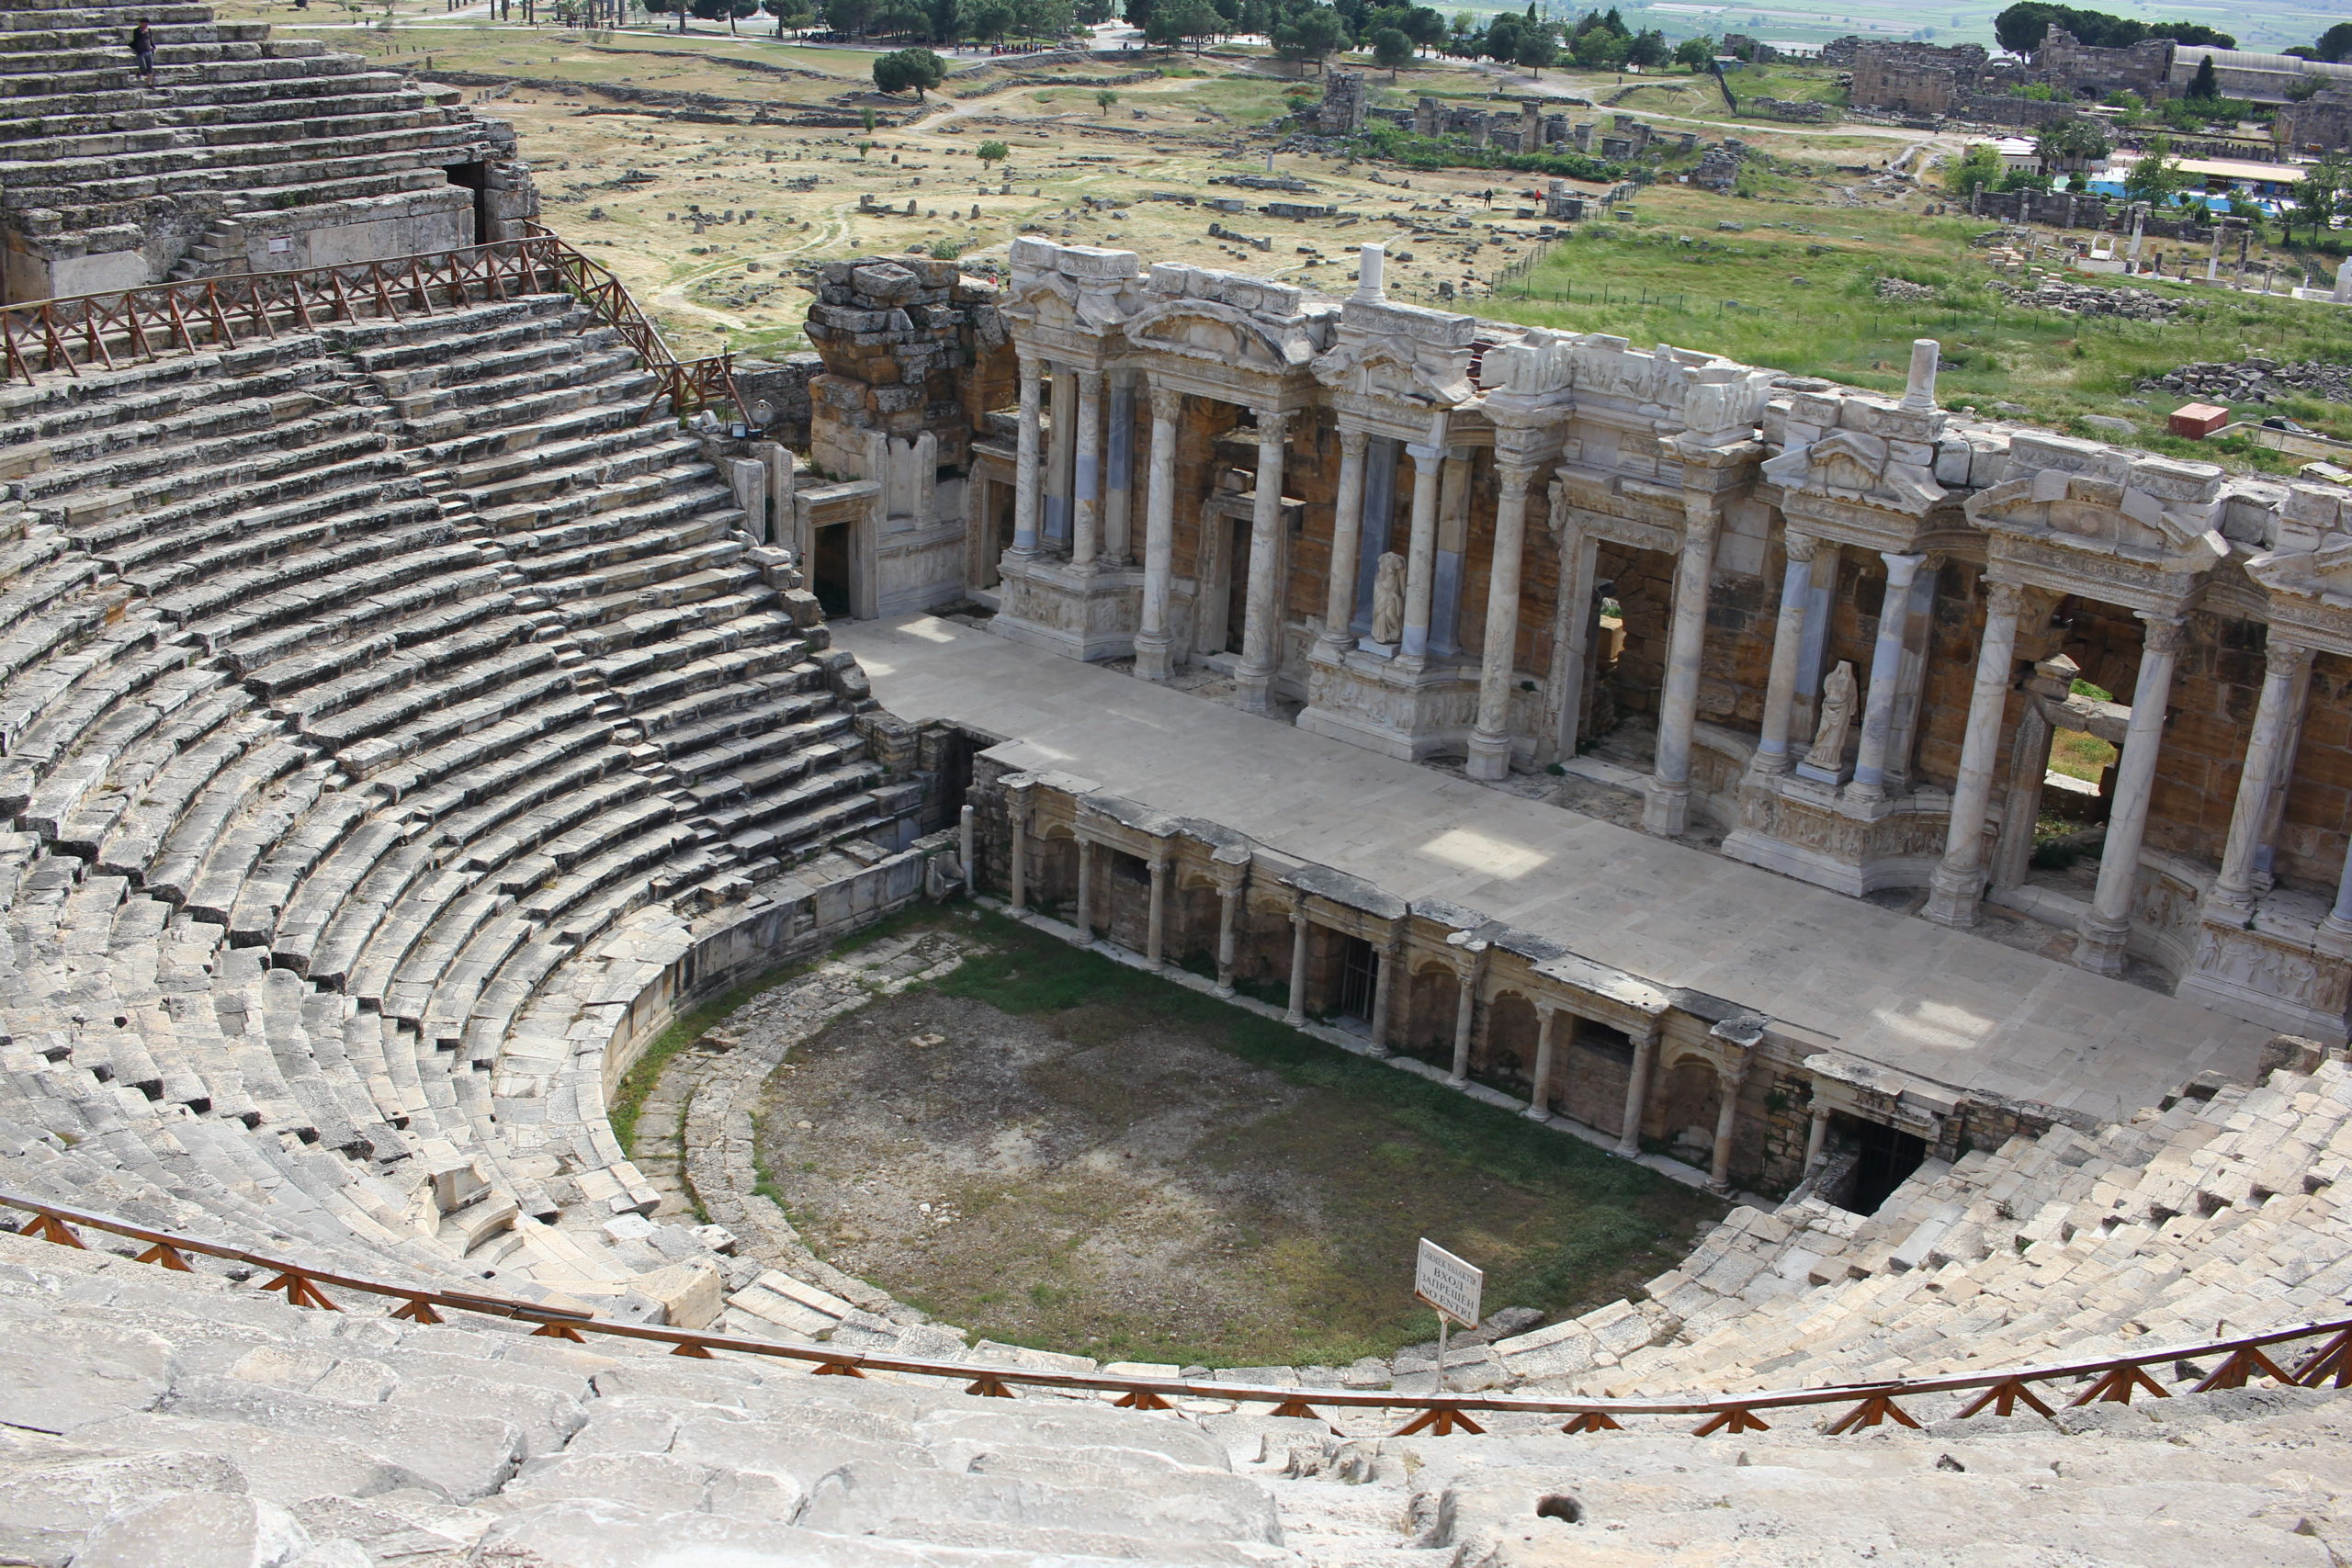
[0,230,743,426]
[6,1189,2346,1440]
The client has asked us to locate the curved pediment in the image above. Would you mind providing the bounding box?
[1310,334,1471,407]
[1762,427,1946,520]
[1123,298,1312,371]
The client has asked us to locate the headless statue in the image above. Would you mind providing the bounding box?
[1370,550,1407,645]
[1809,659,1858,766]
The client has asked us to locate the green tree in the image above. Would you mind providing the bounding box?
[963,0,1012,37]
[1124,0,1157,34]
[2318,20,2352,62]
[763,0,815,32]
[2123,134,2188,207]
[1673,33,1713,69]
[2187,51,2218,99]
[862,105,877,131]
[1095,86,1119,112]
[1626,27,1665,66]
[1148,0,1219,51]
[924,0,960,38]
[1372,24,1410,74]
[1943,141,2004,196]
[690,0,759,31]
[2033,115,2108,171]
[1272,2,1347,65]
[2295,155,2348,242]
[1567,22,1623,68]
[873,45,946,94]
[825,0,875,32]
[977,137,1011,164]
[1012,0,1073,39]
[1516,25,1557,73]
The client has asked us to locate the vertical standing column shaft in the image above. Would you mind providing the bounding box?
[1447,964,1477,1084]
[1753,531,1818,775]
[1320,428,1372,659]
[1550,521,1598,762]
[1643,505,1720,837]
[1467,463,1535,782]
[1046,367,1075,551]
[1145,852,1168,970]
[1071,369,1103,570]
[1804,1104,1830,1170]
[2211,639,2315,913]
[1215,883,1241,997]
[1104,373,1134,566]
[1073,839,1093,941]
[1369,935,1398,1055]
[1924,579,2025,929]
[1285,907,1310,1027]
[1850,552,1928,799]
[2076,615,2186,976]
[1011,355,1042,556]
[1007,797,1029,911]
[1399,441,1443,660]
[1708,1066,1743,1194]
[1235,409,1291,713]
[1136,386,1181,682]
[1525,1006,1559,1120]
[1616,1025,1658,1156]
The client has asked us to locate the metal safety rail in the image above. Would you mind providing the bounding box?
[0,232,741,423]
[5,1190,2347,1438]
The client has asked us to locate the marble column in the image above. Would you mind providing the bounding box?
[1399,439,1444,663]
[1549,519,1599,762]
[1073,838,1094,941]
[1368,931,1399,1056]
[1071,368,1103,570]
[958,803,974,884]
[2211,638,2316,915]
[1804,1104,1830,1171]
[1708,1060,1745,1195]
[1215,879,1242,997]
[1234,409,1291,714]
[1430,450,1472,659]
[1046,367,1075,552]
[1285,902,1311,1027]
[1467,461,1535,783]
[1524,1004,1559,1120]
[1319,427,1372,660]
[1849,551,1928,801]
[1616,1022,1658,1156]
[1007,797,1028,911]
[2327,838,2352,936]
[1924,578,2026,929]
[1642,503,1720,838]
[1104,372,1135,567]
[1135,385,1182,682]
[2075,614,2186,976]
[1752,530,1818,777]
[1145,848,1169,970]
[1011,354,1042,556]
[1447,963,1477,1085]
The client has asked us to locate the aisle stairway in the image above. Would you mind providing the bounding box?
[0,290,920,1309]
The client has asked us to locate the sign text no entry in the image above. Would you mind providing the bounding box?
[1414,1237,1483,1330]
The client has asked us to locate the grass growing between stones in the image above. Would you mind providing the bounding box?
[757,907,1722,1370]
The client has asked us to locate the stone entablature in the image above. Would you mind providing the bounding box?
[798,238,2352,1044]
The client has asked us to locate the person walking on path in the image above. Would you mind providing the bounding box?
[130,20,157,82]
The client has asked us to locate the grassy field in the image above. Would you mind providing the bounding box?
[759,909,1722,1369]
[1479,192,2352,455]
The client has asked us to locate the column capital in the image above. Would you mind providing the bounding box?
[1782,527,1818,564]
[1339,424,1372,457]
[2137,611,2188,654]
[1495,461,1539,496]
[1148,384,1182,422]
[1879,549,1928,588]
[2267,636,2318,673]
[1403,441,1445,464]
[1075,366,1105,393]
[1984,576,2026,616]
[1679,499,1720,542]
[1252,407,1292,442]
[1017,349,1046,376]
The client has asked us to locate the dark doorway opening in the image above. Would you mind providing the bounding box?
[812,523,852,619]
[1226,514,1251,655]
[444,160,492,246]
[1334,935,1376,1023]
[1840,1114,1928,1215]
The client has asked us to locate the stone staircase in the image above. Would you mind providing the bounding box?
[0,0,528,297]
[0,290,922,1315]
[1482,1055,2352,1407]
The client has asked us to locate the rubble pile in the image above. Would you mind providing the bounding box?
[1989,276,2185,320]
[1874,276,1935,303]
[2145,358,2352,405]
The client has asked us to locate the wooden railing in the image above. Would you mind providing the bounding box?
[1,231,742,424]
[5,1190,2346,1438]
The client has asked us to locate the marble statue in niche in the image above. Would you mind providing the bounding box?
[1370,551,1407,645]
[1809,660,1858,767]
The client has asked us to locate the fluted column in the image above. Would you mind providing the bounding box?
[1849,551,1927,801]
[2075,614,2186,976]
[1616,1021,1658,1156]
[1466,461,1535,782]
[1234,408,1291,714]
[1319,427,1372,660]
[1924,578,2026,929]
[1642,503,1720,838]
[1753,530,1818,776]
[1104,371,1135,567]
[1011,354,1042,556]
[1135,385,1181,681]
[1524,1004,1559,1121]
[1071,369,1104,570]
[1399,438,1445,661]
[2211,638,2315,915]
[1046,367,1075,551]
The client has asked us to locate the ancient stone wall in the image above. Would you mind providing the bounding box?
[2278,85,2352,153]
[2035,28,2172,102]
[803,256,1006,477]
[1847,40,1988,116]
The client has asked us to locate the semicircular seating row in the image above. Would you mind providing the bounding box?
[0,292,904,1309]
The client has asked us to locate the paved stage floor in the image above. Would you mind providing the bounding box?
[839,615,2271,1122]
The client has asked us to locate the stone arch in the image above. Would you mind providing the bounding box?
[1479,990,1540,1094]
[1402,960,1458,1067]
[1654,1055,1721,1168]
